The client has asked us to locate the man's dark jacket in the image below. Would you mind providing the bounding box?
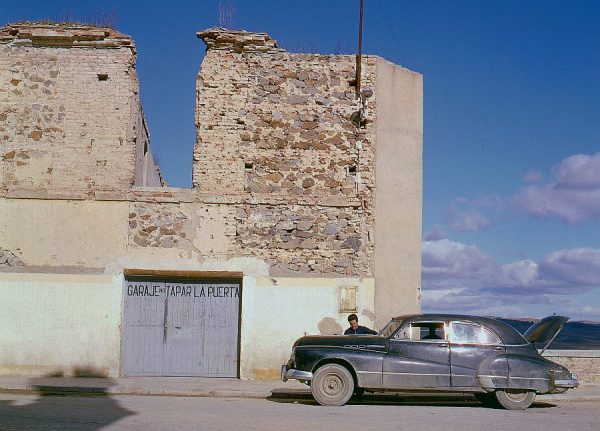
[344,325,377,335]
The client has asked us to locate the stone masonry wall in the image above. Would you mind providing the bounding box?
[0,23,149,192]
[193,29,377,276]
[544,350,600,385]
[126,191,369,276]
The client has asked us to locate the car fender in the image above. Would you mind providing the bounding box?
[506,354,553,392]
[477,354,509,391]
[296,345,385,388]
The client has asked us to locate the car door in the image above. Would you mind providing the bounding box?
[448,321,506,388]
[382,321,451,389]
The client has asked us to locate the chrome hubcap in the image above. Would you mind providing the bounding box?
[505,390,529,402]
[323,374,344,396]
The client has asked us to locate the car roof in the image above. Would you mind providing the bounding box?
[391,313,527,344]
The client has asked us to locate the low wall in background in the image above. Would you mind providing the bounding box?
[543,350,600,385]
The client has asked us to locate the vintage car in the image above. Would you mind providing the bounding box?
[281,314,578,409]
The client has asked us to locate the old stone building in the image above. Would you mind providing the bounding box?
[0,24,422,379]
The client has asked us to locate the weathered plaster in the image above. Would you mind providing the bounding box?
[0,198,129,268]
[0,273,121,377]
[239,276,375,379]
[373,58,423,326]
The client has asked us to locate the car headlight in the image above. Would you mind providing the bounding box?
[571,372,578,380]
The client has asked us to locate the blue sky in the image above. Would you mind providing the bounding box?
[4,1,599,321]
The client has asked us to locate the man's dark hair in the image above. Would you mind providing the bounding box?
[347,313,358,322]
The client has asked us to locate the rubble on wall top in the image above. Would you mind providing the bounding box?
[196,27,285,53]
[0,22,134,49]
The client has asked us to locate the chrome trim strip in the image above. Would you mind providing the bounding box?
[296,345,386,350]
[448,342,503,347]
[478,374,549,381]
[510,376,550,381]
[390,339,449,344]
[356,371,380,375]
[382,372,451,377]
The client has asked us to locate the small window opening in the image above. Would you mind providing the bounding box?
[97,73,109,81]
[244,161,254,171]
[348,165,357,174]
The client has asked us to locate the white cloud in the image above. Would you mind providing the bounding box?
[514,152,600,224]
[421,240,600,317]
[539,248,600,286]
[472,195,505,211]
[423,224,446,241]
[444,198,491,232]
[524,169,543,183]
[496,260,541,288]
[422,239,494,281]
[421,287,526,317]
[555,153,600,188]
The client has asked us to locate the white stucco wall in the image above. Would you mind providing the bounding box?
[239,276,375,379]
[373,58,423,327]
[0,199,129,268]
[0,273,122,377]
[0,195,379,379]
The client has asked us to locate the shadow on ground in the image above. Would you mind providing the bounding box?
[268,389,557,409]
[0,376,135,431]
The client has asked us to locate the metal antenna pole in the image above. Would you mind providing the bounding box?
[356,0,364,97]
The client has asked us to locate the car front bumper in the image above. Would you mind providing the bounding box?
[281,364,313,382]
[554,377,579,389]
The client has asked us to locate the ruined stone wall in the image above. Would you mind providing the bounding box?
[193,29,377,276]
[0,23,151,192]
[126,193,369,276]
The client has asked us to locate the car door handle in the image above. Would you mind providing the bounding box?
[493,346,502,351]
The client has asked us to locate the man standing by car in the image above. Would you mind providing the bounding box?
[344,313,377,335]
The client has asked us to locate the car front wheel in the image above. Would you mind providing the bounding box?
[494,389,536,410]
[311,364,354,406]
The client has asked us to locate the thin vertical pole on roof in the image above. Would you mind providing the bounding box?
[356,0,364,97]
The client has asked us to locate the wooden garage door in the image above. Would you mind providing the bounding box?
[122,278,240,377]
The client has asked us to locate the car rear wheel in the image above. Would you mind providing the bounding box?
[311,364,354,406]
[494,389,536,410]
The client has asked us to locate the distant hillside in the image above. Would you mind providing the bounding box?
[498,318,600,350]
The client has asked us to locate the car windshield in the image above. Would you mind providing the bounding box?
[379,319,404,338]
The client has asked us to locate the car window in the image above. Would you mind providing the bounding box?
[394,322,445,341]
[449,322,500,344]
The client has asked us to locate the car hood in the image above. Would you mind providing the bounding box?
[523,315,569,354]
[293,335,386,350]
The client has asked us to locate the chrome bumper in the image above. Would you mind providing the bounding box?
[281,364,313,382]
[554,378,579,389]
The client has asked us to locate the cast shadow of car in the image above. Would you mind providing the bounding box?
[0,376,135,431]
[267,389,556,409]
